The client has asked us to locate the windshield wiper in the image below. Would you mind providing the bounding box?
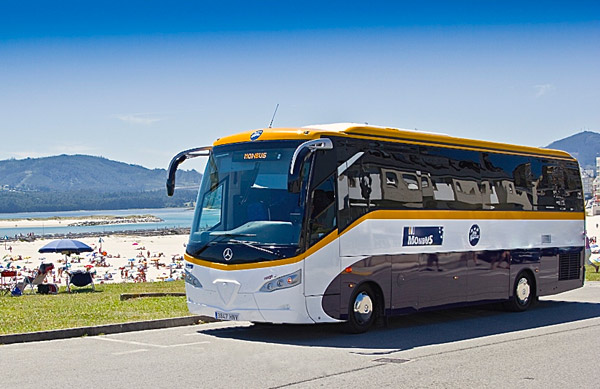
[228,239,284,258]
[209,232,257,237]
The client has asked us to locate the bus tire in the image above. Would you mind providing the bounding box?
[504,271,535,312]
[343,284,377,333]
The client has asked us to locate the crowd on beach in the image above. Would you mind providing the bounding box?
[1,233,190,290]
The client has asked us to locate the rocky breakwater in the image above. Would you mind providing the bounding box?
[68,214,163,227]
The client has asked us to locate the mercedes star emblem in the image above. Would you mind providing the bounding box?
[223,247,233,261]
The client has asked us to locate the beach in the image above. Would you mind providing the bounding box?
[1,233,189,286]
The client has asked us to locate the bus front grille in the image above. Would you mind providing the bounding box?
[558,252,581,280]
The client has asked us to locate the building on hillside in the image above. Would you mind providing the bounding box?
[582,170,593,199]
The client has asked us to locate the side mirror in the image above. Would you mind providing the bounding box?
[166,146,212,196]
[288,138,333,192]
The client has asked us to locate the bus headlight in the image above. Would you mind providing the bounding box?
[185,270,203,288]
[260,269,301,292]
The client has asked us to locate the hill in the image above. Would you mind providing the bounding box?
[0,154,200,192]
[546,131,600,169]
[0,155,201,213]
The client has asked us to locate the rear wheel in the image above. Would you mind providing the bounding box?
[505,272,535,312]
[343,284,377,333]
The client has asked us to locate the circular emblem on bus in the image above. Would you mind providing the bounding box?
[250,130,263,141]
[223,248,233,261]
[469,224,480,246]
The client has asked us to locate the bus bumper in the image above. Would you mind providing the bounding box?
[185,270,314,324]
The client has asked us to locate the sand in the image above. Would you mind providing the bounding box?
[1,234,189,286]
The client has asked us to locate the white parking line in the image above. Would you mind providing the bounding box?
[90,336,210,349]
[168,341,210,348]
[113,349,149,356]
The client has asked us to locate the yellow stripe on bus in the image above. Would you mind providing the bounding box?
[212,126,575,160]
[184,210,584,271]
[184,228,339,271]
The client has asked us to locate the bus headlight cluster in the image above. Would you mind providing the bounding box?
[260,270,301,292]
[184,270,203,288]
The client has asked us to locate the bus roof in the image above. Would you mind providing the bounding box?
[213,122,575,160]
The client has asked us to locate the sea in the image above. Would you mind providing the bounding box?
[0,208,195,238]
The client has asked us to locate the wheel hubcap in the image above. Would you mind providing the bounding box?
[353,291,373,324]
[516,277,531,305]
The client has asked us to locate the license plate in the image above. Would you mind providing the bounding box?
[215,311,239,321]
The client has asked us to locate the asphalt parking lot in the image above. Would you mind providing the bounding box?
[1,283,599,388]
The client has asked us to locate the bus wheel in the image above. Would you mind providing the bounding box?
[505,272,535,312]
[343,284,377,333]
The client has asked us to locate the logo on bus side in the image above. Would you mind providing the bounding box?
[469,224,480,246]
[250,130,263,141]
[402,226,444,247]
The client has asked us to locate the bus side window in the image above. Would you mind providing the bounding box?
[533,159,564,211]
[337,159,377,230]
[563,162,583,212]
[373,143,424,210]
[308,175,337,246]
[481,152,532,211]
[421,146,481,210]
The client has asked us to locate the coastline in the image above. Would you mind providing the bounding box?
[0,214,163,229]
[2,226,190,243]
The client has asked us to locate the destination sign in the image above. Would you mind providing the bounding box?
[233,151,283,162]
[244,152,267,160]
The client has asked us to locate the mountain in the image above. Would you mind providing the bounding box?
[0,154,200,192]
[546,131,600,169]
[0,155,202,213]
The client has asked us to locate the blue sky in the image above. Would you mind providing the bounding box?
[1,1,599,169]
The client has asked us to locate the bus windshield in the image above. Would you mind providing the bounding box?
[187,140,308,264]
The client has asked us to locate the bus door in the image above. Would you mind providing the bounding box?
[303,174,340,319]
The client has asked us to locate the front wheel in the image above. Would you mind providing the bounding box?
[504,272,536,312]
[343,284,378,333]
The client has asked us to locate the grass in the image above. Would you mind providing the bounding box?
[586,265,600,281]
[0,281,188,335]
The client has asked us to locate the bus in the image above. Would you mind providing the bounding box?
[167,123,587,333]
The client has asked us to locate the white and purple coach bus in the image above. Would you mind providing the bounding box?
[167,123,586,333]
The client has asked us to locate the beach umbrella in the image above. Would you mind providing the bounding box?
[39,239,93,267]
[39,239,93,255]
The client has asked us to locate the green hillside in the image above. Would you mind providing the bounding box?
[0,154,200,192]
[0,155,201,212]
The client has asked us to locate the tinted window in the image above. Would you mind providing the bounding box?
[308,175,337,246]
[421,146,481,210]
[337,152,379,230]
[376,144,425,210]
[563,161,583,212]
[481,153,532,210]
[532,159,566,211]
[532,158,583,212]
[336,141,424,230]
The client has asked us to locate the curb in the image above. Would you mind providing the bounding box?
[120,292,187,301]
[0,315,218,345]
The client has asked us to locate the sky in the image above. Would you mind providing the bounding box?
[1,1,599,171]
